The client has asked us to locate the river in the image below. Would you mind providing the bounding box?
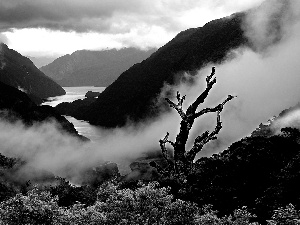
[43,87,106,141]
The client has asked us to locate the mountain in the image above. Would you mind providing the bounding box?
[0,81,81,138]
[27,55,57,68]
[40,48,157,87]
[57,13,247,127]
[0,43,65,102]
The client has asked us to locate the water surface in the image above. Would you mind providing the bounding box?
[44,86,106,107]
[43,86,105,141]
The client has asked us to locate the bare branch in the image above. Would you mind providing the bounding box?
[165,91,187,120]
[177,91,185,105]
[159,132,175,168]
[206,66,216,83]
[218,94,236,110]
[160,132,175,148]
[185,94,234,162]
[186,67,217,115]
[186,110,224,162]
[159,133,170,162]
[194,95,236,119]
[208,111,222,140]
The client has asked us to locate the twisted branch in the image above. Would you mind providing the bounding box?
[159,132,175,168]
[186,67,216,116]
[165,92,187,120]
[186,95,235,162]
[194,94,236,118]
[151,67,236,180]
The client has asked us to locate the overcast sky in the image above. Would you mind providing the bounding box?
[0,0,264,57]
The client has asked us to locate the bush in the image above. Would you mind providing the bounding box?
[195,205,259,225]
[0,182,199,224]
[0,187,59,224]
[1,182,298,224]
[95,181,199,224]
[267,204,300,225]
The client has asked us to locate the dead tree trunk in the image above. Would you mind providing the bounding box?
[151,67,235,183]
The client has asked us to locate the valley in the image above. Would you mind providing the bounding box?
[1,0,300,223]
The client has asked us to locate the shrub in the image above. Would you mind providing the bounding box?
[267,204,300,225]
[0,187,59,224]
[95,181,199,224]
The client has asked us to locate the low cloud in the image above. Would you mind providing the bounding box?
[244,0,300,52]
[271,108,300,134]
[0,111,180,183]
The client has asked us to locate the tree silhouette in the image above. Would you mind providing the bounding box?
[151,67,235,184]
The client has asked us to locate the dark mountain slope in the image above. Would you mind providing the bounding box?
[40,48,156,87]
[0,43,65,101]
[174,102,300,221]
[0,81,80,138]
[183,128,300,222]
[68,13,247,127]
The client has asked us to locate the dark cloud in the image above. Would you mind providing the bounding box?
[0,0,265,33]
[0,0,122,32]
[0,0,174,33]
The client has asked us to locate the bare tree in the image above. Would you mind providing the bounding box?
[151,67,235,183]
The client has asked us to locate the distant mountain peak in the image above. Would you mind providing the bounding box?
[40,47,156,87]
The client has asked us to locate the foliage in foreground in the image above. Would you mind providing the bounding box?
[0,182,197,224]
[0,181,299,225]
